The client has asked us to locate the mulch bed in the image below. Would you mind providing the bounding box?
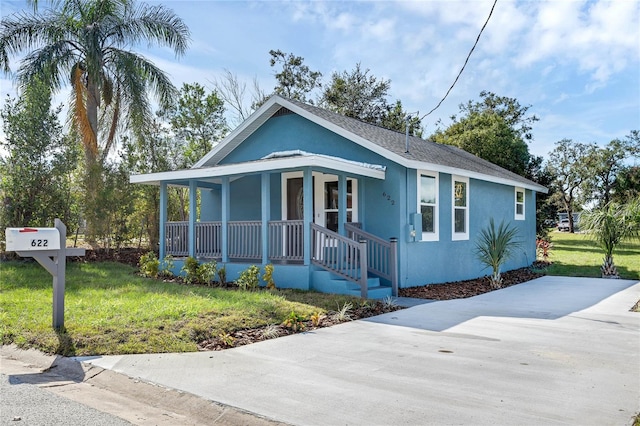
[197,302,402,351]
[399,264,547,300]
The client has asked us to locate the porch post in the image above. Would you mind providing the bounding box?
[261,172,270,264]
[303,167,313,265]
[359,179,365,228]
[221,176,230,263]
[338,173,347,236]
[188,180,197,258]
[159,182,167,260]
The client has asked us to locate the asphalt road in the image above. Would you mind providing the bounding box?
[1,373,130,426]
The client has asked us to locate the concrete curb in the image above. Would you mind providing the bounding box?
[1,345,287,425]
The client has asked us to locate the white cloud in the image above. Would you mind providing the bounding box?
[516,0,640,85]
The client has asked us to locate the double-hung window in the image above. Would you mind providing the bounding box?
[418,172,438,241]
[515,187,525,220]
[452,176,469,241]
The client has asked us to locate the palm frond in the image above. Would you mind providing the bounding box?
[474,218,521,288]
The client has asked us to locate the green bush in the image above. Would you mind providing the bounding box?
[197,260,217,286]
[181,257,217,285]
[139,252,159,278]
[263,264,276,289]
[217,266,227,286]
[236,265,260,290]
[181,257,200,284]
[159,255,175,278]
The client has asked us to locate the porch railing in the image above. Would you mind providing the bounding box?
[166,221,189,257]
[345,223,398,296]
[228,221,262,260]
[311,223,369,298]
[196,222,221,258]
[268,220,304,262]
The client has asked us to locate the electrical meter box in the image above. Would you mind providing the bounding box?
[5,227,61,251]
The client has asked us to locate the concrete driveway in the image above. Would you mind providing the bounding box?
[83,276,640,425]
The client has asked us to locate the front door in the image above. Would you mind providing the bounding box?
[282,172,357,229]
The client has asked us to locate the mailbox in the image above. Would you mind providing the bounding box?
[5,227,61,251]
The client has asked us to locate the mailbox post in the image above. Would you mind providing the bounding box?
[5,219,85,329]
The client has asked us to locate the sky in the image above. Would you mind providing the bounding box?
[1,0,639,159]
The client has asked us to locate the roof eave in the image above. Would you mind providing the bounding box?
[131,154,386,186]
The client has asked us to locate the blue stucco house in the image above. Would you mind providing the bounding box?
[131,95,547,298]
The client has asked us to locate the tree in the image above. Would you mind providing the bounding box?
[583,133,640,206]
[212,69,264,126]
[580,198,640,277]
[459,90,539,141]
[612,165,640,203]
[320,63,422,135]
[0,79,80,230]
[263,49,322,105]
[158,82,228,168]
[0,0,190,242]
[321,63,390,123]
[546,139,593,233]
[121,116,176,248]
[525,155,558,238]
[431,92,537,177]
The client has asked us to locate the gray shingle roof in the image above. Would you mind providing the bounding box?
[286,97,546,192]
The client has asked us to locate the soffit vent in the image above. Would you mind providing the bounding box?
[272,107,294,118]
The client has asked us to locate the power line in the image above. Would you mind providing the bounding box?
[420,0,498,121]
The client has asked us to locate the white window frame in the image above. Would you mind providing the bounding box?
[452,176,469,241]
[515,187,525,221]
[417,171,439,241]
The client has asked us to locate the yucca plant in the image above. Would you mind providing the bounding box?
[475,218,521,289]
[580,199,640,278]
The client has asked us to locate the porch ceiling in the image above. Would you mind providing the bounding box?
[130,152,386,186]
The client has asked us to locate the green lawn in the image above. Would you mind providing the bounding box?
[3,231,638,356]
[0,261,364,356]
[545,230,640,280]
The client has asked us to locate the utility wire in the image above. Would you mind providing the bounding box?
[420,0,498,120]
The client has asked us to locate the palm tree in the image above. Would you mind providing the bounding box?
[580,198,640,277]
[0,0,189,239]
[475,218,522,289]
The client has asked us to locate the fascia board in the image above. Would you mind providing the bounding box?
[403,159,548,193]
[131,155,385,186]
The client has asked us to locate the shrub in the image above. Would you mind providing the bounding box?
[180,257,217,285]
[217,266,227,286]
[181,257,200,284]
[310,311,323,327]
[333,302,353,322]
[236,265,260,290]
[139,252,159,278]
[159,255,174,278]
[198,260,217,286]
[263,264,276,289]
[474,218,521,289]
[282,311,305,331]
[536,238,553,262]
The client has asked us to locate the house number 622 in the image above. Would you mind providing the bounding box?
[382,192,395,206]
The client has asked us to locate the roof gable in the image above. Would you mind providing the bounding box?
[194,95,547,193]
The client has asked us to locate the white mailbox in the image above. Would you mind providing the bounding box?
[5,227,61,251]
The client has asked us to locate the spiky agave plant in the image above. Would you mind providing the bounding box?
[475,219,522,289]
[580,199,640,278]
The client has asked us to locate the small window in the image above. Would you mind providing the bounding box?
[452,176,469,241]
[515,187,525,220]
[418,172,438,241]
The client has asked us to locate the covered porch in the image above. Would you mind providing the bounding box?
[132,152,398,298]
